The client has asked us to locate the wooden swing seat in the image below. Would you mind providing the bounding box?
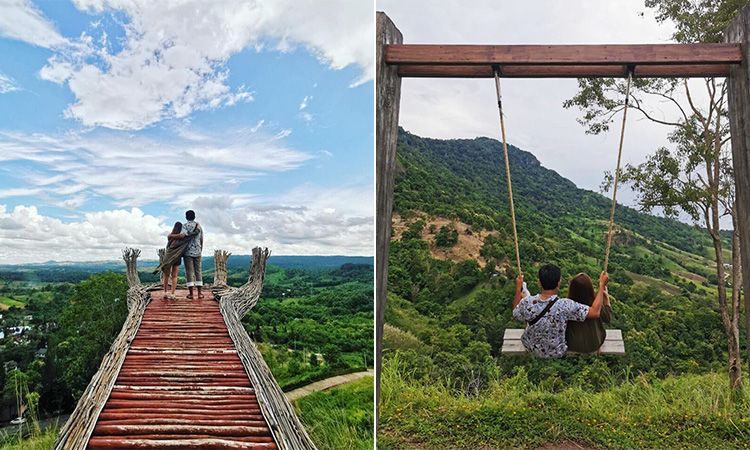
[501,328,625,355]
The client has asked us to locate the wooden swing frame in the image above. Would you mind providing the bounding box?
[376,7,750,413]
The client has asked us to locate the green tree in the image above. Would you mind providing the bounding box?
[435,224,459,247]
[48,272,128,401]
[564,0,746,391]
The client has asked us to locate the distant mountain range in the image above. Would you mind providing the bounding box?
[0,255,373,282]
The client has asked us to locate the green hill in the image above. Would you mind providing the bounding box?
[381,129,746,449]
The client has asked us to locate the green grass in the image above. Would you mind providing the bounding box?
[295,376,373,450]
[0,428,57,450]
[379,356,750,449]
[0,296,25,309]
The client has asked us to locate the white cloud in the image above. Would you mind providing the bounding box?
[0,73,19,93]
[0,187,42,198]
[0,126,311,207]
[299,95,312,110]
[0,0,69,48]
[36,0,373,130]
[0,183,373,263]
[0,205,165,263]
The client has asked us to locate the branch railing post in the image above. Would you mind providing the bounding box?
[214,249,231,287]
[122,247,141,289]
[214,247,316,449]
[157,248,166,285]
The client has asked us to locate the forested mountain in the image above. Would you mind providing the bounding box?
[385,128,734,386]
[394,128,713,257]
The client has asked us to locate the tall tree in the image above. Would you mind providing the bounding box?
[564,0,748,391]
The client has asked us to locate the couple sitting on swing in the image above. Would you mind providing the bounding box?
[512,264,611,358]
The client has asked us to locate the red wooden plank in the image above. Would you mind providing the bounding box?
[87,289,277,449]
[87,437,277,449]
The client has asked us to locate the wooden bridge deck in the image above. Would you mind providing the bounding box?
[87,289,277,450]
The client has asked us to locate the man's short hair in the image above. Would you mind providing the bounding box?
[538,264,561,290]
[186,210,196,220]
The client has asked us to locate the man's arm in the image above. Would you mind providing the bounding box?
[512,275,524,308]
[586,271,609,319]
[198,223,203,248]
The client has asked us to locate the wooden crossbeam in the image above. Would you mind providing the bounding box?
[386,43,742,65]
[501,329,625,355]
[386,43,741,78]
[398,64,732,78]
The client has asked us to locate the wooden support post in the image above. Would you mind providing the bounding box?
[214,249,231,287]
[725,5,750,369]
[376,11,402,419]
[157,248,165,285]
[122,248,141,291]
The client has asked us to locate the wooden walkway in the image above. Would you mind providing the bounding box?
[87,289,277,449]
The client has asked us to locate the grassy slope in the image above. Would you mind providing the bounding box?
[295,376,374,450]
[379,358,750,450]
[0,296,25,309]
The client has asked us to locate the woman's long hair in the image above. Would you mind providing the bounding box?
[171,221,182,235]
[568,272,595,306]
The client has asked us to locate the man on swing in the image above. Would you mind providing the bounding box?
[512,264,608,358]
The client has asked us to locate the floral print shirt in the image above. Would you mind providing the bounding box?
[512,294,589,358]
[182,220,202,257]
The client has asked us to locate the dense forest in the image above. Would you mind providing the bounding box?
[0,256,373,446]
[380,129,747,448]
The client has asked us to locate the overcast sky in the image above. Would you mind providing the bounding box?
[0,0,373,263]
[376,0,719,215]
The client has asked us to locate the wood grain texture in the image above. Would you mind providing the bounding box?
[386,43,742,66]
[375,11,402,415]
[502,329,625,355]
[398,63,732,78]
[725,6,750,367]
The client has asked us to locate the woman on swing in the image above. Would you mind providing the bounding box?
[565,273,612,353]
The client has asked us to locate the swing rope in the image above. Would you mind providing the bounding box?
[493,67,522,276]
[603,68,633,273]
[493,66,633,277]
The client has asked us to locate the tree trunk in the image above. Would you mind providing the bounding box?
[711,221,743,391]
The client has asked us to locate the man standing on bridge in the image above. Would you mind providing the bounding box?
[182,210,204,299]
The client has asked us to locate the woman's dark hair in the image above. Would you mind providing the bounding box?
[568,272,595,306]
[171,221,182,235]
[538,264,561,290]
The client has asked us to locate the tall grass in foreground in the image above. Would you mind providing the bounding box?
[380,355,750,449]
[295,376,374,449]
[0,427,57,450]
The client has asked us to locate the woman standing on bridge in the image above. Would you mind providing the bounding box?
[154,222,195,299]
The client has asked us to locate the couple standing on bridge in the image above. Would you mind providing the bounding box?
[153,210,204,300]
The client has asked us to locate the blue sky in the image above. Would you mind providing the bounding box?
[0,0,374,263]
